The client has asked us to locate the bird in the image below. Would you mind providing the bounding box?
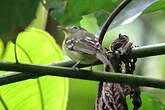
[58,25,110,69]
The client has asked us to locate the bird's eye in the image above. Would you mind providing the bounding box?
[73,26,78,30]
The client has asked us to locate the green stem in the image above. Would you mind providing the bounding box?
[0,62,165,89]
[0,43,165,87]
[129,43,165,58]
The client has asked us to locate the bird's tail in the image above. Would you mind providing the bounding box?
[96,52,110,66]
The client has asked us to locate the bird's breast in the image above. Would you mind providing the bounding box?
[63,45,97,64]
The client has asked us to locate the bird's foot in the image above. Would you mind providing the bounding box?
[72,61,80,70]
[90,65,93,71]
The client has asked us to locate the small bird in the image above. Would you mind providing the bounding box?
[58,25,110,68]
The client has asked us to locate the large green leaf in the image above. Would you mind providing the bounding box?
[30,3,48,30]
[0,0,40,41]
[44,0,65,23]
[0,28,68,110]
[44,0,120,25]
[97,0,165,35]
[44,0,165,27]
[61,0,120,25]
[127,93,165,110]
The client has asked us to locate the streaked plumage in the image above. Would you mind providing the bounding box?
[60,25,110,65]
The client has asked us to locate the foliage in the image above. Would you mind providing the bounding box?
[0,0,165,110]
[0,28,68,110]
[0,0,40,41]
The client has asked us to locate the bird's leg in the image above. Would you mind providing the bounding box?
[72,61,81,70]
[104,64,110,72]
[90,65,93,71]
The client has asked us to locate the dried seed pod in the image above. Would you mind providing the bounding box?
[95,34,141,110]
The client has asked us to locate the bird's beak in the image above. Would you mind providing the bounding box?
[57,26,68,32]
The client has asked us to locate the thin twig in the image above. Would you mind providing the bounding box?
[99,0,132,45]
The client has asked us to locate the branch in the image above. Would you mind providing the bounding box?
[99,0,132,45]
[129,43,165,58]
[0,62,165,89]
[0,43,165,86]
[50,43,165,67]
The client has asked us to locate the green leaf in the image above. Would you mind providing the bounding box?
[144,1,165,13]
[101,0,165,33]
[44,0,165,27]
[95,10,109,26]
[61,0,119,25]
[127,93,165,110]
[0,28,68,110]
[45,0,120,25]
[0,0,40,41]
[30,3,48,30]
[80,14,99,34]
[44,0,65,23]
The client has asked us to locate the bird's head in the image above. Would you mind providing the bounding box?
[58,25,87,37]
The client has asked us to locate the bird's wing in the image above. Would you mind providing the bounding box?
[65,32,110,65]
[65,32,103,55]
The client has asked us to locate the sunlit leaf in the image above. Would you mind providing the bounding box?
[0,28,68,110]
[30,3,48,30]
[80,14,99,34]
